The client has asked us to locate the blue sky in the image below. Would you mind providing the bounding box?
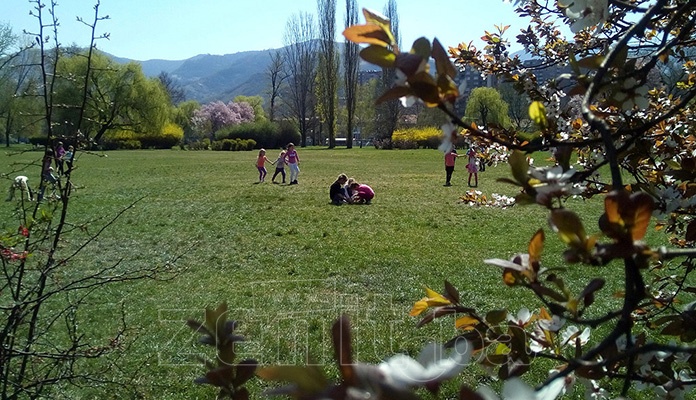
[4,0,526,61]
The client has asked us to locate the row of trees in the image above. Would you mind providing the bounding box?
[262,0,402,148]
[0,0,519,152]
[0,22,299,151]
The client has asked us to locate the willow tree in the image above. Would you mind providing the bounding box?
[53,52,170,143]
[464,87,510,129]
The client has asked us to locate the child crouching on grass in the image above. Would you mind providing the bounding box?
[349,181,374,204]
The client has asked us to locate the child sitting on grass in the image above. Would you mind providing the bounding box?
[329,174,351,205]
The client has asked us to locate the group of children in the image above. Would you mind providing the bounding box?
[444,146,479,187]
[254,142,482,204]
[329,174,375,205]
[255,143,300,185]
[7,141,76,202]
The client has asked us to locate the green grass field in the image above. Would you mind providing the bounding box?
[0,147,668,398]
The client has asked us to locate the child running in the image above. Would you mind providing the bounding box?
[256,149,271,183]
[285,143,300,185]
[271,149,287,184]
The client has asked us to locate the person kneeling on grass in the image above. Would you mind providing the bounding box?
[349,181,374,204]
[329,173,351,205]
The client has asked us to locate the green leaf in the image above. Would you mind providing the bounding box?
[256,365,328,393]
[509,150,529,186]
[410,37,431,59]
[485,309,508,325]
[576,54,604,69]
[359,45,396,68]
[549,209,587,248]
[529,101,548,128]
[408,71,440,106]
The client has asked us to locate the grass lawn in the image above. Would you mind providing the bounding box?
[0,147,669,399]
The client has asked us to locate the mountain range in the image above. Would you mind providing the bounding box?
[110,47,285,103]
[110,46,531,104]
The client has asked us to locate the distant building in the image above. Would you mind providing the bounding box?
[453,59,572,115]
[359,70,381,85]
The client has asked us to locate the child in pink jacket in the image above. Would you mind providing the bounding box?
[349,181,374,204]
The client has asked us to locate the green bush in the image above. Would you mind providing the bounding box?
[216,121,299,149]
[29,136,49,147]
[142,123,184,149]
[392,127,467,149]
[210,138,256,151]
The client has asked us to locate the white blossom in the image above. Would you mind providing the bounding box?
[559,0,609,33]
[378,339,472,389]
[508,308,533,326]
[560,326,591,347]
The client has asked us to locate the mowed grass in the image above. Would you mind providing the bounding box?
[0,147,667,398]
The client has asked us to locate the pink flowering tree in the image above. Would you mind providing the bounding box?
[191,101,255,137]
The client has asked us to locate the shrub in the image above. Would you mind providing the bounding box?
[216,120,299,149]
[101,130,141,150]
[140,123,184,149]
[392,127,443,149]
[211,138,256,151]
[29,136,49,147]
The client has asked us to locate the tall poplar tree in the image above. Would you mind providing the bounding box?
[283,12,318,147]
[343,0,359,148]
[375,0,400,144]
[318,0,338,148]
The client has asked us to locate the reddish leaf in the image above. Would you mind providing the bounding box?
[408,71,440,106]
[432,38,457,79]
[444,280,460,304]
[459,385,486,400]
[630,192,654,241]
[503,269,521,286]
[375,86,413,104]
[232,388,249,400]
[603,191,626,226]
[343,24,391,47]
[233,359,258,387]
[686,220,696,242]
[395,52,426,77]
[660,319,683,336]
[332,315,354,384]
[528,229,545,262]
[579,278,605,308]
